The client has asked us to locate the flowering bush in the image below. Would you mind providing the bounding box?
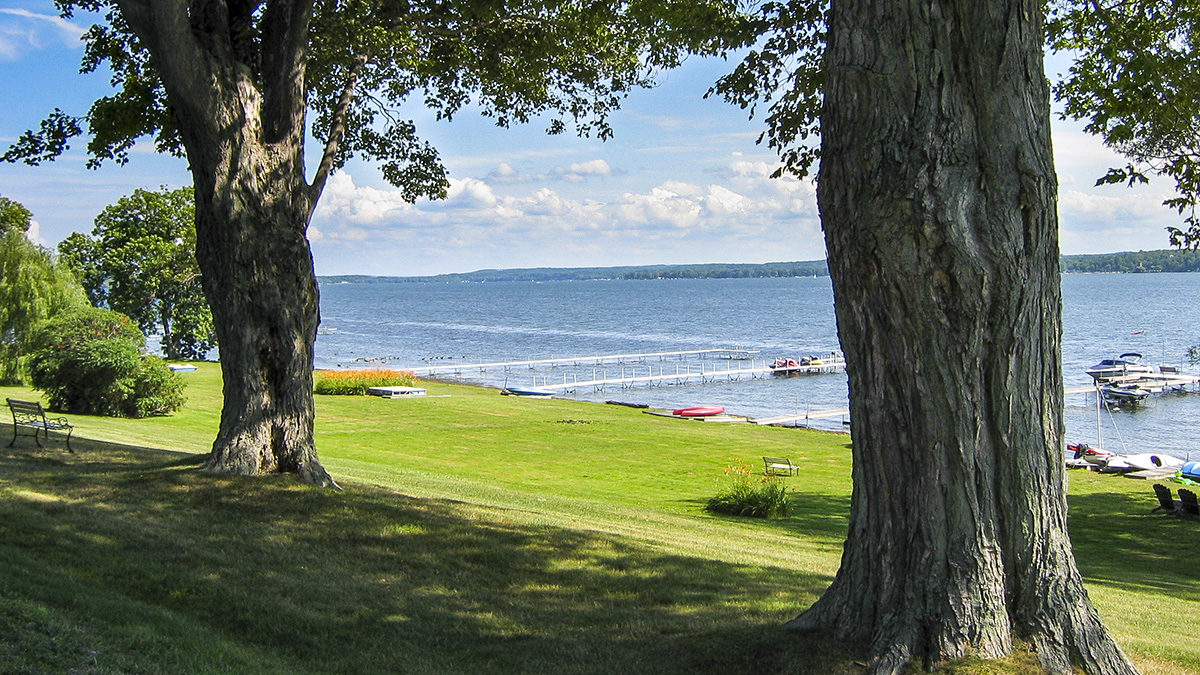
[314,369,418,395]
[704,460,792,519]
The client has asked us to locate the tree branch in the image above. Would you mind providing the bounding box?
[310,53,369,201]
[261,0,315,144]
[113,0,220,133]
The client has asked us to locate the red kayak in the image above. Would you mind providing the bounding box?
[673,405,725,418]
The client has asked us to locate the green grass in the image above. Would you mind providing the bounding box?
[1,363,1198,674]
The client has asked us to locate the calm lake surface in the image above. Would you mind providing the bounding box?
[315,273,1200,461]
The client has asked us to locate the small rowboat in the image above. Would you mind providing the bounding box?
[501,386,555,397]
[673,405,725,418]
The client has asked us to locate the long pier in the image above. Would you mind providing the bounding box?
[527,358,845,392]
[410,348,762,375]
[751,408,851,426]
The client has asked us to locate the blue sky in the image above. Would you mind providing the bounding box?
[0,3,1187,277]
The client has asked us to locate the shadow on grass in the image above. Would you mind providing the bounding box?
[1068,489,1200,602]
[682,490,851,544]
[0,437,866,675]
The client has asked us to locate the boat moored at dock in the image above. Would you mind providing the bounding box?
[769,352,846,375]
[1085,352,1155,381]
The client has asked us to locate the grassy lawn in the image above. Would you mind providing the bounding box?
[1,363,1198,674]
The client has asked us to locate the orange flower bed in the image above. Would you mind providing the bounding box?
[313,369,418,395]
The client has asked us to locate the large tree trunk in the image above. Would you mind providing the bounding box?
[191,154,334,488]
[116,0,336,488]
[788,1,1136,673]
[185,82,335,487]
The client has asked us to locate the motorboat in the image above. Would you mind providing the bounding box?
[1099,382,1151,405]
[769,352,845,374]
[1085,352,1155,381]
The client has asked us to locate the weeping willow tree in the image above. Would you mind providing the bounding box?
[0,197,87,384]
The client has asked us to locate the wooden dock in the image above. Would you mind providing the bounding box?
[410,348,767,375]
[751,408,851,426]
[530,358,845,392]
[1065,373,1200,399]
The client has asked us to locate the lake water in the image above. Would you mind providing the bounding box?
[314,273,1200,461]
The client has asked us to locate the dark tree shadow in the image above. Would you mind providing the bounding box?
[0,435,869,675]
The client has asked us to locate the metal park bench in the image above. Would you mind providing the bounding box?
[763,456,798,476]
[7,398,73,453]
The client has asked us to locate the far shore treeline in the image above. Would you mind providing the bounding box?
[320,249,1200,284]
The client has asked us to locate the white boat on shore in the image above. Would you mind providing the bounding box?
[1099,452,1186,473]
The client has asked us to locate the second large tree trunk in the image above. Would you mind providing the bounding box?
[193,173,334,488]
[114,1,334,487]
[184,85,334,488]
[789,2,1136,673]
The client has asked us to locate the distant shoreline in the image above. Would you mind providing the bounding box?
[320,249,1200,284]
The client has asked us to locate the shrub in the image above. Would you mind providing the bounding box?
[26,306,186,417]
[705,461,792,519]
[314,369,417,395]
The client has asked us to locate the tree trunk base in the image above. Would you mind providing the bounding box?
[784,598,1139,675]
[202,432,339,490]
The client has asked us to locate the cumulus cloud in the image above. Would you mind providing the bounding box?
[315,172,415,225]
[484,158,614,185]
[443,177,498,209]
[23,219,44,246]
[553,159,612,182]
[308,155,829,275]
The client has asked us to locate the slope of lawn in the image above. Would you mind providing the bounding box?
[1,362,1197,674]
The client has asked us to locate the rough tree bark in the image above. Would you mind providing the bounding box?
[116,0,336,487]
[787,1,1137,673]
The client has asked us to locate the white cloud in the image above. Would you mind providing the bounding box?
[705,184,751,215]
[307,158,829,275]
[554,159,612,182]
[443,177,497,209]
[24,219,43,246]
[0,9,85,60]
[314,172,415,224]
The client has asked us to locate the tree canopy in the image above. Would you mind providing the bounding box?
[1048,0,1200,249]
[6,0,752,201]
[0,196,34,235]
[58,186,215,361]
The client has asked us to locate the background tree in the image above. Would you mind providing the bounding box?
[57,187,215,361]
[717,1,1136,673]
[0,196,88,384]
[0,196,34,235]
[5,0,750,486]
[1048,0,1200,250]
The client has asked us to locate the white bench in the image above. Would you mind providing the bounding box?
[763,456,797,476]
